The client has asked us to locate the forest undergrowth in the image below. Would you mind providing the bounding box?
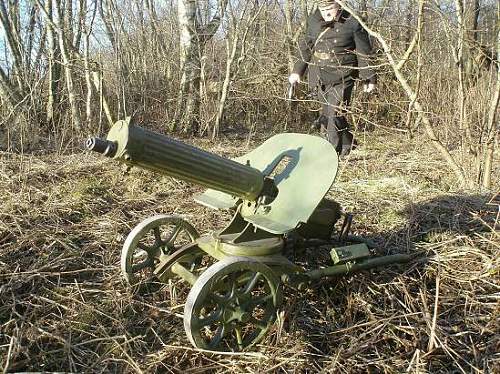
[0,128,498,373]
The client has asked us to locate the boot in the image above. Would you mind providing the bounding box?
[340,130,356,157]
[324,125,341,153]
[311,115,327,132]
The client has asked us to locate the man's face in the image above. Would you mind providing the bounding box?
[319,2,340,22]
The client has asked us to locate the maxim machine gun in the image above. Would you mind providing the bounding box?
[87,118,412,352]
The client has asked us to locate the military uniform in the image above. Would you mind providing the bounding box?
[293,9,376,155]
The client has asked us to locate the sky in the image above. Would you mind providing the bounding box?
[0,28,6,68]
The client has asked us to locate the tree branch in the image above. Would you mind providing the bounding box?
[336,0,469,187]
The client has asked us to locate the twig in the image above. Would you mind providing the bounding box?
[427,272,440,351]
[2,335,15,374]
[328,312,422,335]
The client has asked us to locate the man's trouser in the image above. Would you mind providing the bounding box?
[317,80,355,156]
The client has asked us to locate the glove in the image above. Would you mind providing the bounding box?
[288,73,301,85]
[363,83,376,93]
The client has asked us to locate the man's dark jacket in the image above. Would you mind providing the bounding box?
[293,9,376,87]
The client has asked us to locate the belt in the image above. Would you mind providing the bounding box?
[314,51,335,60]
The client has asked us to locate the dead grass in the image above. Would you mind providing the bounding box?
[0,129,498,373]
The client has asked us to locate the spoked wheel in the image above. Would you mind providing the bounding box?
[121,215,199,285]
[184,257,282,351]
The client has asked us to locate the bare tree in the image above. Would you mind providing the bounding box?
[0,1,28,106]
[463,0,481,76]
[54,0,82,131]
[213,1,264,138]
[284,0,295,72]
[481,9,499,188]
[337,0,470,187]
[176,0,228,132]
[45,0,61,127]
[0,0,496,192]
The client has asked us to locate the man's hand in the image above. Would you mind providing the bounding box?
[363,83,376,93]
[289,73,301,85]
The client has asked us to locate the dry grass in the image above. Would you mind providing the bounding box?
[0,129,498,373]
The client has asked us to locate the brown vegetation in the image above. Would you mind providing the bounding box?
[0,0,498,186]
[1,130,499,372]
[0,0,499,372]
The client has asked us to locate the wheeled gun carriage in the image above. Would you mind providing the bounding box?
[87,118,412,351]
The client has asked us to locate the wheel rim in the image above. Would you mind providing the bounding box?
[121,215,199,285]
[184,257,282,351]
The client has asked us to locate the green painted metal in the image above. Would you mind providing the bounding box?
[195,234,301,273]
[169,263,199,285]
[102,118,265,201]
[330,243,371,264]
[235,133,337,234]
[121,215,199,285]
[89,119,339,235]
[197,133,339,234]
[87,119,416,353]
[194,189,238,210]
[306,254,414,280]
[219,236,284,256]
[183,257,282,351]
[209,208,286,256]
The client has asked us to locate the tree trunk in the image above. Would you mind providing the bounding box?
[83,0,97,132]
[481,26,499,189]
[54,0,82,132]
[45,0,61,128]
[214,32,239,139]
[0,1,26,94]
[454,0,473,149]
[0,66,22,109]
[176,0,228,132]
[284,0,295,72]
[464,0,480,77]
[177,0,199,131]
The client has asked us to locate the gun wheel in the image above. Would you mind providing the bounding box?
[121,215,199,285]
[184,257,282,351]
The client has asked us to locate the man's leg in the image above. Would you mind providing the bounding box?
[319,85,341,152]
[322,80,355,156]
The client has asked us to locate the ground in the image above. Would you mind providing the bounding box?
[0,128,498,373]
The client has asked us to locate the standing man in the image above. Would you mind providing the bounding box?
[289,0,376,156]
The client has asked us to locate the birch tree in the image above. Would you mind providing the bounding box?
[213,1,264,138]
[0,1,27,108]
[176,0,228,132]
[45,0,61,127]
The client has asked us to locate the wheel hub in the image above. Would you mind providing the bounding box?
[222,301,251,323]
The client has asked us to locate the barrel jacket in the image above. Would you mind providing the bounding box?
[293,9,376,87]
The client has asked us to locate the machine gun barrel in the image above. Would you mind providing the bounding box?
[86,119,265,201]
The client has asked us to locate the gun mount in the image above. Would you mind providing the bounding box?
[87,118,413,352]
